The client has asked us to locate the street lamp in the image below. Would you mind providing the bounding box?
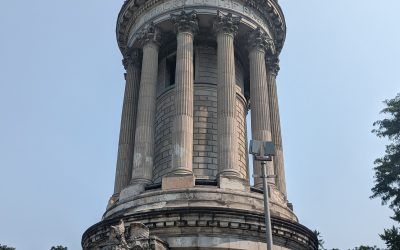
[249,140,275,250]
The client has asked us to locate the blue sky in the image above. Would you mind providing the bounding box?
[0,1,398,249]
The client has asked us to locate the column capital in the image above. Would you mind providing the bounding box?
[122,48,141,69]
[138,22,161,48]
[214,11,241,36]
[248,28,277,55]
[171,10,199,34]
[266,55,280,76]
[248,27,270,52]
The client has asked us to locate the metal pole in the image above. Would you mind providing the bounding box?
[261,160,273,250]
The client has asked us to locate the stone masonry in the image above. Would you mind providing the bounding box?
[83,1,319,249]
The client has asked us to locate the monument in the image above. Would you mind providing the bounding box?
[82,0,318,249]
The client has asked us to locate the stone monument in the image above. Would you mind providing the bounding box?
[82,1,318,249]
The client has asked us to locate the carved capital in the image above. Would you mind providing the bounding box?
[138,22,161,47]
[266,55,280,76]
[171,10,199,34]
[122,48,141,69]
[248,27,269,52]
[214,11,241,36]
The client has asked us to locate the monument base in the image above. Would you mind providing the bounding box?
[84,187,317,250]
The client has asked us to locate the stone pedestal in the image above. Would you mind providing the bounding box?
[219,175,250,192]
[162,174,195,190]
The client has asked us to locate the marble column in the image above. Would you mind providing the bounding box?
[170,11,198,175]
[215,12,242,178]
[248,28,275,189]
[113,49,141,196]
[267,55,287,197]
[129,24,161,194]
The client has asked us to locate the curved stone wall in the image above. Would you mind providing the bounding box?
[153,44,248,183]
[83,188,317,250]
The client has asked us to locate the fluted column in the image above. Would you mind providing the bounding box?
[170,11,198,175]
[248,28,275,189]
[267,56,287,197]
[215,12,242,178]
[113,50,141,195]
[130,24,161,191]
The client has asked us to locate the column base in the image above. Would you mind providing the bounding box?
[162,174,195,190]
[119,183,146,202]
[218,175,250,192]
[107,193,120,209]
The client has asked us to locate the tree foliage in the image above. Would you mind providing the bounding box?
[0,245,15,250]
[352,246,381,250]
[314,230,326,250]
[50,246,67,250]
[380,226,400,250]
[371,93,400,249]
[314,230,379,250]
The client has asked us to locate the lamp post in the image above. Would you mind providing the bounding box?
[250,140,275,250]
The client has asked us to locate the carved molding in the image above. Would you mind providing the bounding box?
[82,209,318,250]
[116,0,286,55]
[214,11,241,36]
[171,10,199,34]
[98,220,153,250]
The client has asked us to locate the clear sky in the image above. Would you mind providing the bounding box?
[0,1,398,249]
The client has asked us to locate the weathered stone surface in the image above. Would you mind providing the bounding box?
[105,188,297,222]
[91,220,168,250]
[219,176,249,192]
[153,83,248,183]
[119,183,146,203]
[83,197,316,250]
[162,174,195,190]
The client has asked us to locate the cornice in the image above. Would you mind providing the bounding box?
[116,0,286,56]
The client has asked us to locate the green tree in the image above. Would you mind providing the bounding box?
[50,246,67,250]
[371,93,400,250]
[352,246,381,250]
[0,245,15,250]
[314,230,326,250]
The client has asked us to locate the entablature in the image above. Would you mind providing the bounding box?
[117,0,286,56]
